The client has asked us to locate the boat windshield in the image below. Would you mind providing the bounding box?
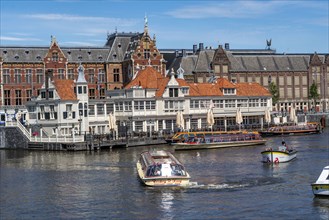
[146,163,186,177]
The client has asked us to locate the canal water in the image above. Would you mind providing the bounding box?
[1,129,329,219]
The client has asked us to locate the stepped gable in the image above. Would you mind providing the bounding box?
[236,82,271,96]
[53,79,77,100]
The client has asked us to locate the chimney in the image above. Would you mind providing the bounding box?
[175,50,179,58]
[199,43,204,51]
[225,43,230,50]
[182,49,186,57]
[193,44,197,54]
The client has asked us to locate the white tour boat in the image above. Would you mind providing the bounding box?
[261,142,297,163]
[136,150,191,187]
[311,166,329,197]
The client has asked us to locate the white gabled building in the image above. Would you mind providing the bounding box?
[26,64,89,137]
[25,65,272,137]
[96,66,273,136]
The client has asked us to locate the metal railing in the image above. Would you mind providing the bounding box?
[5,121,84,143]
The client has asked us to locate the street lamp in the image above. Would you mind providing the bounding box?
[78,117,82,135]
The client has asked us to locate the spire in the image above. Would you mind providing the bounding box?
[77,63,87,83]
[144,14,148,36]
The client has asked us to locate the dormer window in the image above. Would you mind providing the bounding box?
[169,88,179,97]
[223,88,236,95]
[78,55,82,61]
[14,54,19,60]
[36,55,41,60]
[98,55,103,61]
[25,50,29,54]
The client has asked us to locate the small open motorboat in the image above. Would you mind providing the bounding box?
[136,150,191,187]
[311,166,329,197]
[261,142,297,163]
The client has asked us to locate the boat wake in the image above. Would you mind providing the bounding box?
[183,177,282,190]
[184,182,250,190]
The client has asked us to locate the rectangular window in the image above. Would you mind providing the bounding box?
[106,103,114,114]
[89,105,95,116]
[97,103,104,115]
[25,69,32,83]
[115,102,124,111]
[224,100,235,108]
[4,90,10,105]
[89,89,95,99]
[144,49,150,59]
[26,90,32,101]
[50,105,55,119]
[124,101,132,111]
[98,69,105,83]
[68,69,74,80]
[15,90,22,105]
[213,100,223,108]
[88,69,95,83]
[169,88,178,97]
[114,74,120,82]
[249,99,258,107]
[134,101,144,110]
[14,69,22,83]
[260,98,267,107]
[3,69,10,84]
[190,100,200,109]
[58,69,65,79]
[237,99,248,108]
[214,65,220,74]
[287,88,292,98]
[100,88,105,99]
[37,69,44,84]
[40,105,45,119]
[279,88,285,98]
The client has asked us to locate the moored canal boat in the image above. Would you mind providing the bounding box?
[311,165,329,197]
[136,150,191,187]
[261,141,297,163]
[165,130,248,144]
[259,122,322,136]
[172,132,266,151]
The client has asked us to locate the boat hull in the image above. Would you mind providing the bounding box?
[311,184,329,197]
[259,130,320,136]
[261,150,297,163]
[136,161,190,187]
[173,139,266,151]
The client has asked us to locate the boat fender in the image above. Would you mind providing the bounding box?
[274,157,279,163]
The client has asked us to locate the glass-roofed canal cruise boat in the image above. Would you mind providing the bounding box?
[136,150,191,187]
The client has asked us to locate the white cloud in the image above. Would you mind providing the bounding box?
[0,36,41,42]
[23,13,138,26]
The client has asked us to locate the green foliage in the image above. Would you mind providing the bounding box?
[269,82,279,105]
[309,82,319,100]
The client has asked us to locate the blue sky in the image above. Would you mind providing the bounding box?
[0,0,328,53]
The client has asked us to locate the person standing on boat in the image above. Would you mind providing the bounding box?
[282,141,288,152]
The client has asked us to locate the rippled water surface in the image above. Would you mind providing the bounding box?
[1,129,329,219]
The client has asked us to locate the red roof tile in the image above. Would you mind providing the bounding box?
[125,67,271,98]
[53,79,77,100]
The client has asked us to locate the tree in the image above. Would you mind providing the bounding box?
[309,82,319,110]
[269,82,279,105]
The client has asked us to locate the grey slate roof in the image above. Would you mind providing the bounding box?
[194,50,215,72]
[228,54,311,72]
[0,47,47,63]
